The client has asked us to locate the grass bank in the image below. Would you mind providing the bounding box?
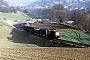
[59,29,90,45]
[0,20,39,47]
[0,12,31,20]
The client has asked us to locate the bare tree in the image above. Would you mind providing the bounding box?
[52,4,68,23]
[84,14,90,32]
[71,9,86,29]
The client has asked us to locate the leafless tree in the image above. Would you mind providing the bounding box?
[71,9,86,29]
[52,4,68,23]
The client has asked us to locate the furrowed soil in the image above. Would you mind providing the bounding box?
[0,47,90,60]
[31,23,74,30]
[0,22,90,60]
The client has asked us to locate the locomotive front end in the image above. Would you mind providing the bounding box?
[55,32,60,39]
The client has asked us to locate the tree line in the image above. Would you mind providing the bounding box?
[0,0,90,33]
[0,6,17,13]
[26,4,90,33]
[71,8,90,33]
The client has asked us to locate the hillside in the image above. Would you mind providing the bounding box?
[0,19,38,47]
[0,0,18,13]
[0,13,90,60]
[0,0,8,6]
[27,0,90,10]
[0,12,31,20]
[0,20,90,60]
[32,23,90,46]
[0,13,39,47]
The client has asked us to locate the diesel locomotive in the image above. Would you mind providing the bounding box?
[22,23,60,39]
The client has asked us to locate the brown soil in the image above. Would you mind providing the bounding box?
[0,47,90,60]
[31,23,74,30]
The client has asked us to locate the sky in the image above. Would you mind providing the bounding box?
[4,0,37,2]
[4,0,41,6]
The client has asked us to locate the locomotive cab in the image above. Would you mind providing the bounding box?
[28,26,35,34]
[39,28,49,36]
[34,27,40,35]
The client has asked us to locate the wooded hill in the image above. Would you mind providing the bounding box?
[0,0,17,13]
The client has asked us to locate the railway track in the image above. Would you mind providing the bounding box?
[56,39,90,48]
[14,23,90,48]
[24,30,90,48]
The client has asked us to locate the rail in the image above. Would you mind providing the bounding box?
[2,20,89,48]
[23,29,90,48]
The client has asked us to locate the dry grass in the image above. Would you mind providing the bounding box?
[0,13,30,20]
[0,21,38,47]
